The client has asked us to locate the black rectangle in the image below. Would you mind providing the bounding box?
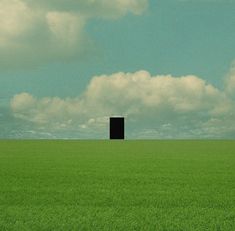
[110,117,125,139]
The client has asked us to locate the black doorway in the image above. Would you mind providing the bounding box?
[110,117,125,139]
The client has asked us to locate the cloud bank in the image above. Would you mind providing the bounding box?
[10,70,235,138]
[0,0,148,68]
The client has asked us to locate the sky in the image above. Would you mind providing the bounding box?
[0,0,235,139]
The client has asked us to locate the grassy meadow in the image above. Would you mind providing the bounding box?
[0,140,234,230]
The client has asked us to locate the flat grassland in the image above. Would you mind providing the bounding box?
[0,140,234,230]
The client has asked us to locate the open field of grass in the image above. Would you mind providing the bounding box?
[0,140,235,230]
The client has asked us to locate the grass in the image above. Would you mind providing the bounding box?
[0,140,234,230]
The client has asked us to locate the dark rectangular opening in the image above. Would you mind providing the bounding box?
[110,117,125,139]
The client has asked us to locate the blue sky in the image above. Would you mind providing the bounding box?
[0,0,235,139]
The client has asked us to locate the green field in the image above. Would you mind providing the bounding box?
[0,140,235,230]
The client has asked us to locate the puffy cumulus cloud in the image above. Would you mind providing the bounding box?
[11,93,81,124]
[10,71,234,138]
[0,0,148,68]
[0,0,34,39]
[85,71,229,115]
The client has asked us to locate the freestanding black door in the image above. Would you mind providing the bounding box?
[110,117,125,139]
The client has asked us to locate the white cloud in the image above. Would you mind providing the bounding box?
[10,70,234,138]
[82,71,230,118]
[0,0,34,38]
[0,0,148,68]
[46,11,85,47]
